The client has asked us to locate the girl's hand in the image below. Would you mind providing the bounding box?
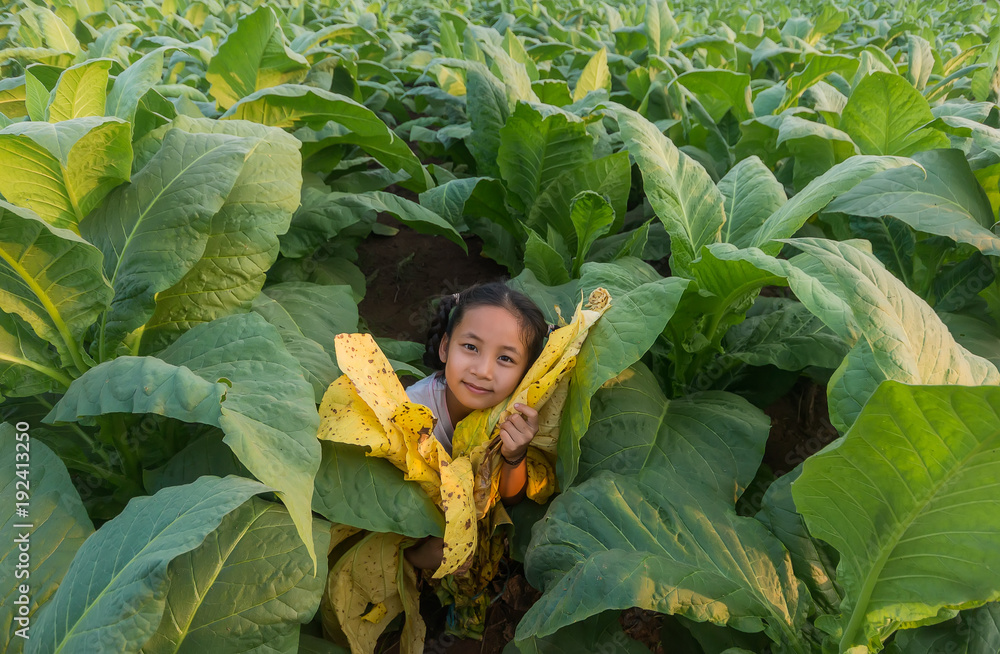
[499,403,538,462]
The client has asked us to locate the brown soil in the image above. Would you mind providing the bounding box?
[762,379,839,477]
[355,217,508,345]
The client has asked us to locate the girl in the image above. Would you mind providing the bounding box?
[404,282,549,569]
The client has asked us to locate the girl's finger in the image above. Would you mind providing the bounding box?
[514,403,538,419]
[507,413,527,431]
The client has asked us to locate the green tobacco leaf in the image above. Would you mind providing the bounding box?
[206,6,308,111]
[676,69,753,121]
[614,104,725,277]
[793,383,1000,650]
[756,468,843,616]
[749,155,915,255]
[45,356,228,426]
[312,441,444,538]
[80,128,252,360]
[158,313,322,570]
[784,239,1000,430]
[136,117,303,354]
[46,59,112,122]
[828,149,1000,257]
[497,102,594,216]
[724,297,849,371]
[0,77,27,119]
[144,433,250,494]
[419,176,511,234]
[527,151,631,247]
[560,262,690,484]
[223,85,432,192]
[524,231,570,286]
[570,191,615,270]
[940,313,1000,369]
[578,363,770,503]
[841,72,949,156]
[506,611,649,654]
[572,48,611,102]
[718,156,786,248]
[0,201,112,372]
[777,116,859,189]
[520,369,807,648]
[279,186,374,258]
[465,65,509,178]
[1,427,94,654]
[0,117,132,232]
[26,475,271,654]
[0,311,66,399]
[894,602,1000,653]
[846,216,915,284]
[252,282,358,401]
[139,498,329,653]
[645,0,678,58]
[106,48,167,124]
[781,53,859,111]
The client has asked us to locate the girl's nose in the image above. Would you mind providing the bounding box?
[471,358,493,379]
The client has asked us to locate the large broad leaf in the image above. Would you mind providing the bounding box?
[675,69,753,121]
[828,149,1000,257]
[157,313,322,571]
[206,6,308,111]
[893,602,1000,653]
[80,128,252,360]
[784,239,1000,430]
[723,297,849,372]
[614,103,725,277]
[749,155,915,255]
[1,426,94,654]
[252,282,358,401]
[465,65,509,178]
[793,382,1000,650]
[45,355,229,427]
[841,72,949,156]
[755,468,843,615]
[0,201,112,372]
[0,117,132,232]
[312,441,444,538]
[45,59,112,122]
[572,48,611,101]
[497,102,594,215]
[106,48,168,124]
[570,191,615,272]
[519,368,808,648]
[136,117,303,353]
[222,85,432,192]
[718,156,786,249]
[25,475,271,654]
[139,498,329,653]
[527,151,631,248]
[777,116,859,189]
[561,261,690,484]
[645,0,678,58]
[419,176,512,234]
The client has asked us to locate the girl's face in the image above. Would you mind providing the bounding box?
[439,305,531,422]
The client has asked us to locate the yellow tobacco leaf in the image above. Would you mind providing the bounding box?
[526,448,557,503]
[397,540,425,654]
[434,453,477,578]
[317,376,406,467]
[334,333,409,434]
[471,440,502,519]
[327,523,362,555]
[323,532,421,653]
[391,401,441,497]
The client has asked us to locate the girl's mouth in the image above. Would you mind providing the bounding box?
[464,382,490,394]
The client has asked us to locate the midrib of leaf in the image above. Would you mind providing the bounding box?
[98,143,235,359]
[840,413,1000,648]
[720,165,740,243]
[0,345,71,385]
[53,494,245,654]
[161,506,270,651]
[0,244,86,373]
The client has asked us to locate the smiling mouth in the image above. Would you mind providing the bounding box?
[464,382,491,394]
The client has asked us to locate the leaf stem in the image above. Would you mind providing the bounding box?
[99,414,142,484]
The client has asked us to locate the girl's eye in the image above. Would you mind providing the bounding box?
[499,355,515,364]
[462,343,477,352]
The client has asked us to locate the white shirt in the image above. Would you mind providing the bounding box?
[404,371,454,454]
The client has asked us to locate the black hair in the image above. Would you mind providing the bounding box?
[423,282,547,371]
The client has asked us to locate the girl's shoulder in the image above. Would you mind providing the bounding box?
[404,370,444,404]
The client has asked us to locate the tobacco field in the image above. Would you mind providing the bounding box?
[1,0,999,652]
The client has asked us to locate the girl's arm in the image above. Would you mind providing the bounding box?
[497,403,537,505]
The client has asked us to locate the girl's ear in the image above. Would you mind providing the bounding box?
[438,333,449,364]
